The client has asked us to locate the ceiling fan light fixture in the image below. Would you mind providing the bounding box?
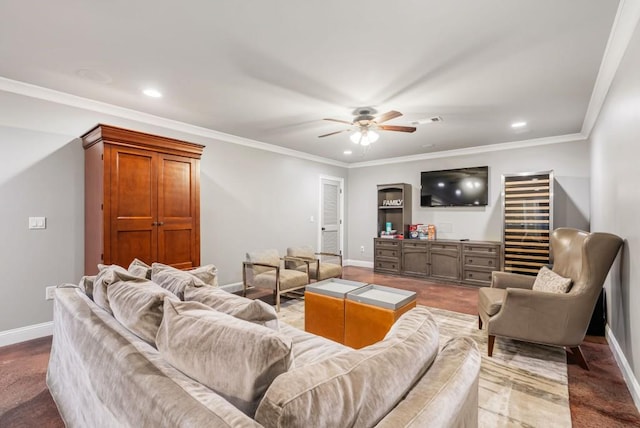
[351,129,379,146]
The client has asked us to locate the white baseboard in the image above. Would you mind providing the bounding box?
[345,259,374,269]
[220,282,244,294]
[0,321,53,348]
[606,324,640,412]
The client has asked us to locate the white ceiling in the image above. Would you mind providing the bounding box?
[0,0,620,163]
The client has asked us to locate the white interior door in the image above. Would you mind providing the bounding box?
[319,176,343,254]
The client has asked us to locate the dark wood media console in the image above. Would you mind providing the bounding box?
[374,238,502,287]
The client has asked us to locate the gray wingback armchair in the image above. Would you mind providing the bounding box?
[478,227,623,369]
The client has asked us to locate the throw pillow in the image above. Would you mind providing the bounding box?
[187,264,219,287]
[532,266,573,293]
[79,275,96,299]
[156,300,293,417]
[255,306,439,428]
[108,279,178,345]
[128,258,152,279]
[93,265,145,313]
[151,263,206,300]
[184,286,278,330]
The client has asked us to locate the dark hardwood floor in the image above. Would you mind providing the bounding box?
[0,265,638,427]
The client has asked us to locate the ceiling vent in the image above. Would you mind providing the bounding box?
[411,116,443,125]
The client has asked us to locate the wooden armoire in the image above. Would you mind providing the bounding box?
[82,124,204,275]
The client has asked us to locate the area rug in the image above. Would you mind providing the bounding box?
[277,299,571,428]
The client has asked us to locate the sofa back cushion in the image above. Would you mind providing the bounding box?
[128,258,152,279]
[184,285,278,330]
[157,300,293,417]
[151,263,206,300]
[255,307,439,428]
[108,279,178,345]
[93,265,145,313]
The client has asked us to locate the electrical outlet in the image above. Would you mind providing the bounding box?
[360,245,365,253]
[45,286,56,300]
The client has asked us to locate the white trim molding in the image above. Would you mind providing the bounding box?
[606,324,640,413]
[0,321,53,347]
[581,0,640,137]
[0,76,348,168]
[345,259,374,269]
[348,133,585,168]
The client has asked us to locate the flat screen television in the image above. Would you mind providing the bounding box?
[420,166,489,207]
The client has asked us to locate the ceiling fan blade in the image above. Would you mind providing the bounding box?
[375,110,403,124]
[378,125,417,133]
[318,130,349,138]
[323,118,353,125]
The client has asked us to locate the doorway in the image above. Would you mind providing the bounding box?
[318,176,344,255]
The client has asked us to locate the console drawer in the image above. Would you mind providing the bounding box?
[463,269,494,285]
[375,259,400,272]
[376,248,400,258]
[375,239,400,249]
[462,244,499,254]
[463,254,498,269]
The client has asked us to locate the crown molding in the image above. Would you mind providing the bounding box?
[0,76,349,168]
[348,133,585,168]
[581,0,640,137]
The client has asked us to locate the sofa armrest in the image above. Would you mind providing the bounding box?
[375,336,480,428]
[491,271,535,290]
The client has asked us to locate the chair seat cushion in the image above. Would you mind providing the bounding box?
[254,269,308,291]
[478,287,506,316]
[297,263,342,280]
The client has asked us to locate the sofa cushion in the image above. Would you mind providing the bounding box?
[184,285,278,330]
[108,279,178,345]
[93,265,145,314]
[79,275,96,299]
[532,266,573,293]
[255,307,439,428]
[157,300,293,417]
[278,323,350,368]
[187,264,219,287]
[127,258,152,279]
[151,263,206,300]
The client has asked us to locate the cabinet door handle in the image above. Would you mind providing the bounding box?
[158,222,164,226]
[152,221,158,226]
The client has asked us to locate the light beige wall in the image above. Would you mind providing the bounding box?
[346,140,591,262]
[0,91,347,332]
[590,18,640,386]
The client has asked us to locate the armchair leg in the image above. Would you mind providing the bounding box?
[488,335,495,357]
[275,289,281,312]
[569,346,590,370]
[478,316,483,329]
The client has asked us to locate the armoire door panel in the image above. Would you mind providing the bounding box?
[159,228,193,269]
[159,155,193,219]
[113,230,156,268]
[110,147,158,268]
[113,150,156,218]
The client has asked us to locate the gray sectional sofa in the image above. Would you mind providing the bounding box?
[47,263,481,427]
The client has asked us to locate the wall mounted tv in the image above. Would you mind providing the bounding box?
[420,166,489,207]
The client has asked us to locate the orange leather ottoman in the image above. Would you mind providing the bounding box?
[304,279,367,343]
[344,285,417,349]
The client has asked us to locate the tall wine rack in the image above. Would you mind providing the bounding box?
[502,171,553,275]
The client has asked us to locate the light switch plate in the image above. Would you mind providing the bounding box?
[29,216,46,229]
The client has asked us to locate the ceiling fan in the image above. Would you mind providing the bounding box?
[319,108,416,146]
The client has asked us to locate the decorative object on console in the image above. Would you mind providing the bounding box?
[502,170,553,275]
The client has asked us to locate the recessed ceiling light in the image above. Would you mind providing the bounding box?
[511,121,527,128]
[343,150,352,155]
[143,88,162,98]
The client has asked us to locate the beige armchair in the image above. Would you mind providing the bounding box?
[286,246,343,281]
[478,228,623,369]
[243,249,310,312]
